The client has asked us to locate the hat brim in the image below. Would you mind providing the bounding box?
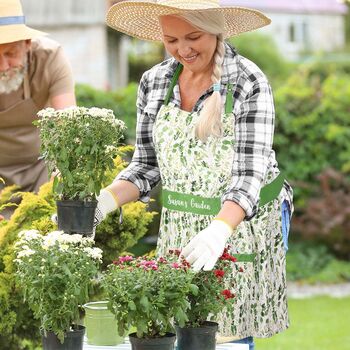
[106,2,271,41]
[0,24,47,45]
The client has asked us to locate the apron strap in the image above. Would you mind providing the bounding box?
[164,63,234,114]
[164,63,183,106]
[259,172,285,207]
[23,72,31,100]
[225,83,234,114]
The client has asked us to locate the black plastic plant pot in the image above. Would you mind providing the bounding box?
[175,321,218,350]
[129,332,176,350]
[56,200,97,235]
[42,325,85,350]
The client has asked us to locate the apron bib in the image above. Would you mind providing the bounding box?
[0,73,48,193]
[153,64,288,338]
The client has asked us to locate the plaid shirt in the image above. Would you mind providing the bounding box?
[117,43,290,219]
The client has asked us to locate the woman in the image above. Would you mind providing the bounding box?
[95,1,293,348]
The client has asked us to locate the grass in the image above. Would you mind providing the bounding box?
[255,297,350,350]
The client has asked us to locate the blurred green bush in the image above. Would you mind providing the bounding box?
[229,32,293,86]
[76,83,138,142]
[274,68,350,209]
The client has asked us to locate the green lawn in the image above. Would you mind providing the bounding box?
[255,297,350,350]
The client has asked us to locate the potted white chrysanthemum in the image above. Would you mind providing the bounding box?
[14,229,102,350]
[36,107,126,235]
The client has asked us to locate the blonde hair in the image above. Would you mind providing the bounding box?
[176,12,225,142]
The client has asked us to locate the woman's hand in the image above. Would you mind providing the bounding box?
[181,219,233,271]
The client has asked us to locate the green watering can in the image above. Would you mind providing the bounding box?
[83,301,124,346]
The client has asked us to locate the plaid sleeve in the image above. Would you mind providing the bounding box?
[222,78,275,220]
[116,74,161,203]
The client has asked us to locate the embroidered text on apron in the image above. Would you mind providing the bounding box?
[153,64,289,338]
[0,73,48,193]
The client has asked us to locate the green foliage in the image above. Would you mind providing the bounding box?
[76,83,138,141]
[292,169,350,260]
[286,242,333,282]
[128,40,164,83]
[184,247,236,326]
[0,149,156,348]
[37,107,126,200]
[286,241,350,284]
[14,231,102,343]
[274,68,350,208]
[229,32,292,86]
[102,255,195,338]
[0,182,55,349]
[95,146,157,266]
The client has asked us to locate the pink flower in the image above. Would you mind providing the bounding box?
[139,260,158,271]
[171,262,181,269]
[119,255,133,263]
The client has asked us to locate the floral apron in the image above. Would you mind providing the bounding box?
[153,65,289,338]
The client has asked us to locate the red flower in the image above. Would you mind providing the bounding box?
[221,289,235,300]
[175,249,182,256]
[214,269,225,279]
[158,257,167,264]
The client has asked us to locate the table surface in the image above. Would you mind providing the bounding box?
[83,338,249,350]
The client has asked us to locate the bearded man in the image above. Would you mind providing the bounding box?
[0,0,76,219]
[0,0,75,191]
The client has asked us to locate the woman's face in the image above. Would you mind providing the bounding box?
[160,15,217,75]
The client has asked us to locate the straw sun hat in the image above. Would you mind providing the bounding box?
[106,0,271,41]
[0,0,46,45]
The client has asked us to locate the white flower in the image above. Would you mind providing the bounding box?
[59,244,69,251]
[83,247,103,261]
[18,229,41,242]
[17,249,35,259]
[43,231,63,247]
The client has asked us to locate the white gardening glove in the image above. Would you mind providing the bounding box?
[93,188,119,228]
[51,188,120,236]
[181,219,233,272]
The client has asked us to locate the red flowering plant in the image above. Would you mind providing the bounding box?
[175,247,238,327]
[102,254,196,339]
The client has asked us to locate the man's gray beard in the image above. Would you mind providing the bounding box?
[0,64,26,95]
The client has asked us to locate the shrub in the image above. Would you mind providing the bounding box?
[292,169,350,260]
[76,83,138,142]
[0,148,156,348]
[229,32,292,86]
[274,69,350,208]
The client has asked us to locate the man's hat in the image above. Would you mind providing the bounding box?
[106,0,271,41]
[0,0,47,45]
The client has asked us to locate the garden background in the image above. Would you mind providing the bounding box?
[1,0,350,349]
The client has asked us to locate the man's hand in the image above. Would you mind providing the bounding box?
[181,219,233,271]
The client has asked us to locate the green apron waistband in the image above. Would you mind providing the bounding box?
[162,191,221,216]
[231,253,256,263]
[162,173,284,216]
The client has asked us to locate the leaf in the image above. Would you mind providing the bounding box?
[189,284,199,296]
[128,301,136,311]
[140,295,150,311]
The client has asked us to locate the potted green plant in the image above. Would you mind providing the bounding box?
[102,254,196,350]
[174,247,242,350]
[36,107,126,235]
[14,229,102,350]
